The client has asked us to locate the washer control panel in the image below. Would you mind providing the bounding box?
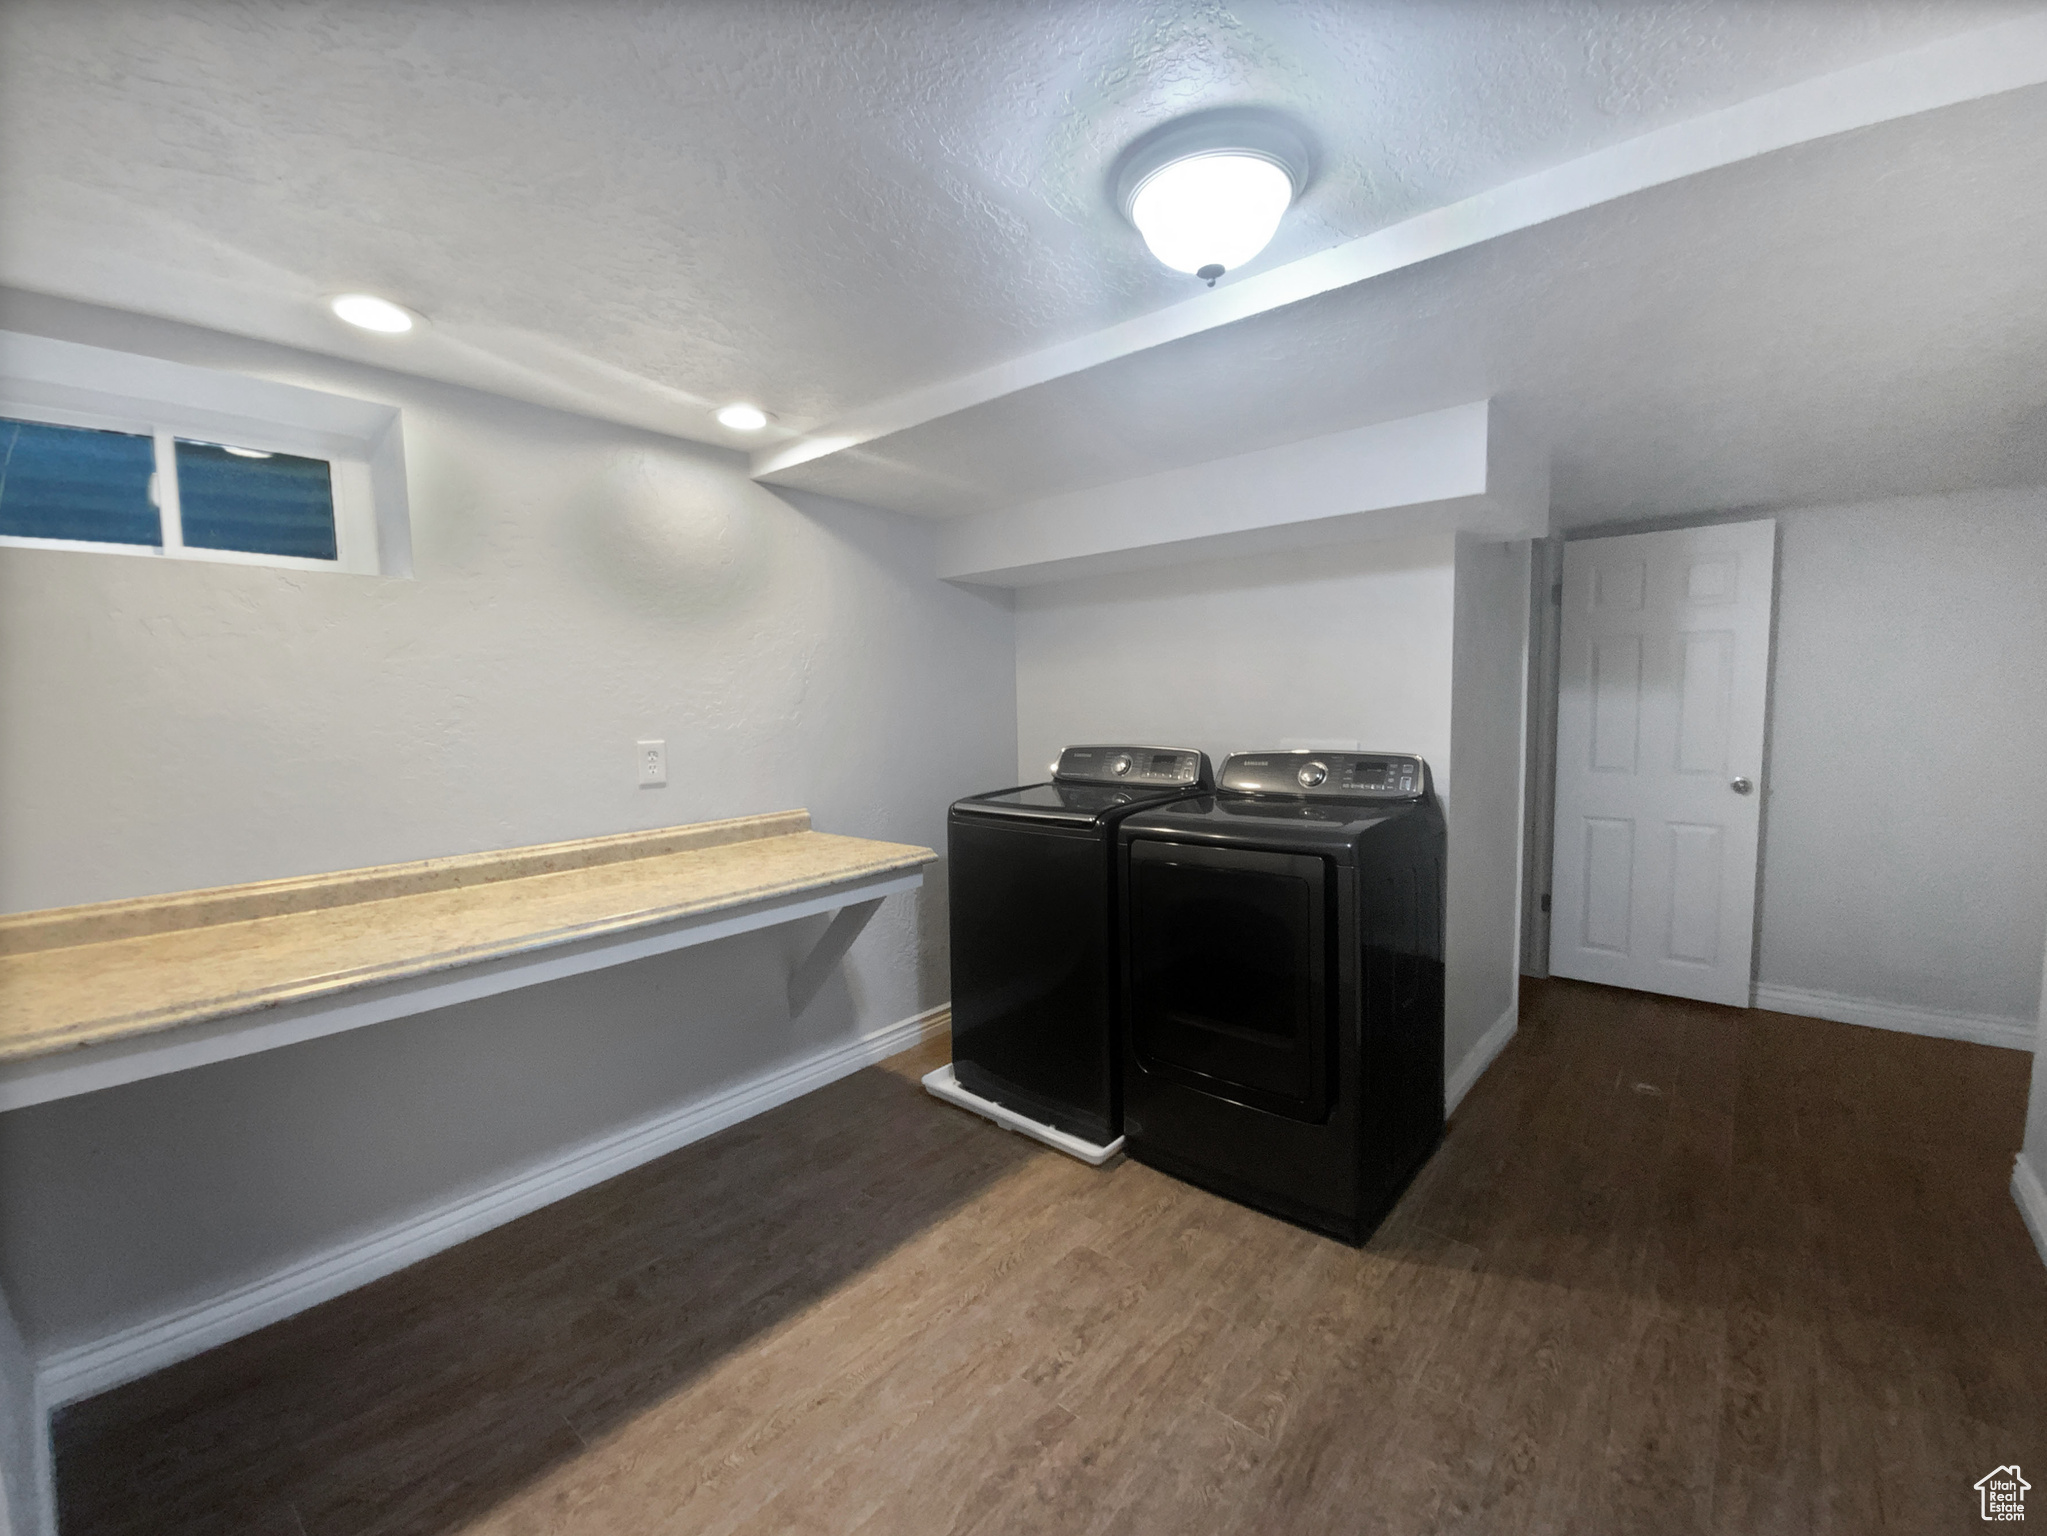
[1221,750,1430,801]
[1055,745,1212,789]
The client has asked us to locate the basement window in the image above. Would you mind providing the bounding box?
[0,417,159,548]
[0,331,411,576]
[0,418,342,563]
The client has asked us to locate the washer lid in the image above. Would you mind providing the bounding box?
[954,781,1187,826]
[1118,791,1409,855]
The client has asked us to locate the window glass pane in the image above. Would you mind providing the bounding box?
[0,416,161,546]
[175,441,337,560]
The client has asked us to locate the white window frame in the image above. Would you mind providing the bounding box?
[0,331,412,577]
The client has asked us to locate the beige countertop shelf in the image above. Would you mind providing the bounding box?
[0,811,935,1112]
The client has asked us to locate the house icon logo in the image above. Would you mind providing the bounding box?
[1977,1465,2029,1521]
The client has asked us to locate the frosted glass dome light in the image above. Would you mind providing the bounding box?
[1129,152,1296,282]
[1112,109,1312,287]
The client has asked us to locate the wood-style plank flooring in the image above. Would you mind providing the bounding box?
[55,979,2047,1534]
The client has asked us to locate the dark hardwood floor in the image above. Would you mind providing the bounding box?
[54,979,2047,1534]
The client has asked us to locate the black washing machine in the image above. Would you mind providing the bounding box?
[1116,748,1446,1242]
[932,744,1213,1161]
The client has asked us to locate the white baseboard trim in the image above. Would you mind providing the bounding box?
[1752,983,2034,1052]
[35,1003,951,1408]
[1446,1001,1518,1117]
[0,1337,54,1536]
[2013,1156,2047,1274]
[19,1384,54,1536]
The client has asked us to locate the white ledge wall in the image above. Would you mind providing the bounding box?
[938,400,1548,588]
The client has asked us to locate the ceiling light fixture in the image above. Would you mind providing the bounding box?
[329,293,419,334]
[1112,109,1312,286]
[714,403,771,431]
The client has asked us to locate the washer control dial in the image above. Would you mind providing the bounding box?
[1297,760,1328,788]
[1110,754,1133,776]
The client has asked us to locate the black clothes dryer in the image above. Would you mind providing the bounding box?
[1116,748,1446,1243]
[938,744,1214,1157]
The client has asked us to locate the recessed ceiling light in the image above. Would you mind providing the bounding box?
[1113,109,1312,285]
[329,293,419,333]
[715,403,770,431]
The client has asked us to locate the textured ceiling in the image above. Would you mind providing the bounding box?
[0,1,2040,520]
[779,84,2047,526]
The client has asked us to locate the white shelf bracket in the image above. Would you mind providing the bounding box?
[787,897,885,1016]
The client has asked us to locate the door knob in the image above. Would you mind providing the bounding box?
[1730,777,1753,795]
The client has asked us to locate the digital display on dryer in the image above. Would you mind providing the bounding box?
[1150,754,1182,775]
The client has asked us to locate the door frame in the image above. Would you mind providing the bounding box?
[1519,535,1564,977]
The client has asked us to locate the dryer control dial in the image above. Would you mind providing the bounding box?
[1297,760,1328,788]
[1110,754,1133,776]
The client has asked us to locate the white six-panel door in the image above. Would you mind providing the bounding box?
[1549,520,1776,1006]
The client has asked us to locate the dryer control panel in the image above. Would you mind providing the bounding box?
[1221,749,1431,800]
[1056,745,1212,789]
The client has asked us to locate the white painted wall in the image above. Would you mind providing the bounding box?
[1014,534,1458,784]
[1446,536,1530,1094]
[2020,934,2047,1268]
[0,293,1017,1364]
[1754,487,2047,1035]
[2030,945,2047,1168]
[1012,529,1531,1095]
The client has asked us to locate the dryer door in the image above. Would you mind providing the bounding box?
[1126,839,1332,1121]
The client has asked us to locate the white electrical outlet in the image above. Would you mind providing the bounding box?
[637,739,667,787]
